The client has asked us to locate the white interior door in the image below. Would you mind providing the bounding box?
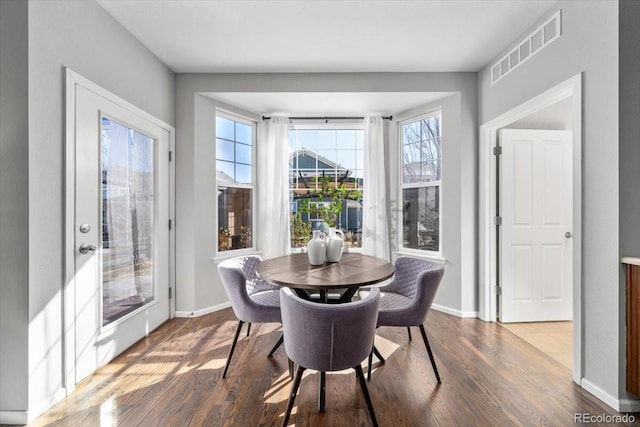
[73,85,171,382]
[499,129,572,323]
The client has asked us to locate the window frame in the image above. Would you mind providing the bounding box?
[398,110,443,256]
[288,121,365,251]
[215,109,257,257]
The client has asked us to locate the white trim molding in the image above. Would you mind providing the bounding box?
[431,304,478,319]
[175,301,232,318]
[478,73,583,384]
[64,68,176,396]
[581,378,640,413]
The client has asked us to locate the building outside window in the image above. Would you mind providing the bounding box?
[288,125,364,249]
[216,112,254,252]
[400,112,442,253]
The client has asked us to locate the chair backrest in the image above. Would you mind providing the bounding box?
[385,256,445,326]
[240,255,281,295]
[280,287,380,372]
[217,256,281,323]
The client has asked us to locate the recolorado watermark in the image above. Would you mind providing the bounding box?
[574,412,636,423]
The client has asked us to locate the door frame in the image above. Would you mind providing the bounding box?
[63,69,176,394]
[478,73,582,384]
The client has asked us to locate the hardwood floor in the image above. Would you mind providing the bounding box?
[22,309,637,427]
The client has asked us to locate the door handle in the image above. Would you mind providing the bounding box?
[79,244,97,254]
[564,232,573,238]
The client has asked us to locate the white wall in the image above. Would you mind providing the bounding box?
[175,73,478,317]
[0,0,30,416]
[479,0,624,404]
[0,0,175,422]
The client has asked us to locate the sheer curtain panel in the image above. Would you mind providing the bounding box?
[362,116,390,261]
[257,116,291,259]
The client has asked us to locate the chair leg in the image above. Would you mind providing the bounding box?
[419,324,441,384]
[372,346,385,364]
[318,371,326,412]
[222,320,245,379]
[367,347,374,381]
[246,322,251,337]
[268,333,284,357]
[355,365,379,427]
[282,365,305,427]
[407,326,412,341]
[288,357,295,380]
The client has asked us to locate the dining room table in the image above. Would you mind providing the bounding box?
[256,252,395,412]
[255,252,395,303]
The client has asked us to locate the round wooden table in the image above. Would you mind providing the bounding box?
[256,252,395,303]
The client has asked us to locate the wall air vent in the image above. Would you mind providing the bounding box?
[491,10,561,85]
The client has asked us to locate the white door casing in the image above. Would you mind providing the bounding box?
[499,129,573,323]
[65,70,175,387]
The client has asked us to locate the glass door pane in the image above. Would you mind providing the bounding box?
[101,117,155,326]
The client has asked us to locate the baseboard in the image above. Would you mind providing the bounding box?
[581,378,640,412]
[618,398,640,413]
[431,304,478,318]
[0,411,27,425]
[175,301,231,318]
[0,388,67,425]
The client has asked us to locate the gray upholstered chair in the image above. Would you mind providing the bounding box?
[366,256,445,383]
[280,286,380,427]
[217,256,283,378]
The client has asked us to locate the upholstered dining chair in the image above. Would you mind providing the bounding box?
[365,256,445,383]
[280,286,381,427]
[217,255,283,378]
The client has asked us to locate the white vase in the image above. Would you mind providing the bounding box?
[325,227,344,262]
[307,230,326,265]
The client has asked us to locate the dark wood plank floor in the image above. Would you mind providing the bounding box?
[23,309,638,426]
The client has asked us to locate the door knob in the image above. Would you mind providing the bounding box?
[564,232,573,238]
[79,244,97,254]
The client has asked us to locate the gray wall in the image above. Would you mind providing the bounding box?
[619,0,640,398]
[479,1,621,400]
[0,0,30,413]
[0,0,175,419]
[175,73,477,316]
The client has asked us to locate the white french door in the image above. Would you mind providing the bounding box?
[71,82,172,383]
[499,129,573,323]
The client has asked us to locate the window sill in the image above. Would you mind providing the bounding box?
[212,248,263,264]
[394,250,446,264]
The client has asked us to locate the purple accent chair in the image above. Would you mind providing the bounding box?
[365,256,445,383]
[280,286,380,427]
[217,256,283,378]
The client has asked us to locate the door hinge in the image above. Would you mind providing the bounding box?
[169,151,173,162]
[493,146,502,156]
[496,286,502,295]
[169,287,173,299]
[493,216,502,226]
[169,219,172,230]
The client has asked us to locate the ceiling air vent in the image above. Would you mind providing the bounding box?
[491,10,561,85]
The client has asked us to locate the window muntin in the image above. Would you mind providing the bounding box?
[216,113,255,252]
[288,126,364,249]
[400,112,442,253]
[216,116,252,185]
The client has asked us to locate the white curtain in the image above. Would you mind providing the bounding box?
[104,121,153,303]
[257,116,291,259]
[362,116,390,261]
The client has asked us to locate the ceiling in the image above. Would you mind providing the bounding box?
[96,0,557,115]
[97,0,557,74]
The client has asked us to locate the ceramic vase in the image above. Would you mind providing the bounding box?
[307,230,326,265]
[325,227,345,262]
